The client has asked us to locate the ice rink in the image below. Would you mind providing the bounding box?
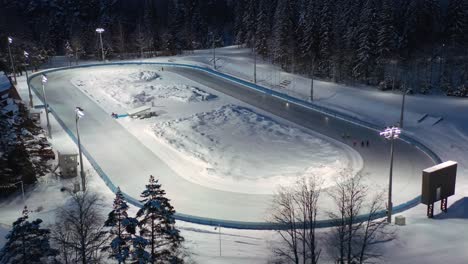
[29,64,435,223]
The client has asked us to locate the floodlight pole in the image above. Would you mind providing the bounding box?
[310,55,315,101]
[96,28,105,62]
[399,88,407,128]
[380,126,400,223]
[76,109,85,192]
[7,37,17,84]
[24,52,33,108]
[253,35,257,84]
[218,224,221,256]
[211,32,216,70]
[42,80,52,138]
[388,135,395,223]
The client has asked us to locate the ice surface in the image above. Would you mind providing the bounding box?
[71,67,361,195]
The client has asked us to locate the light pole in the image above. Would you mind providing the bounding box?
[399,87,408,128]
[75,107,86,192]
[214,224,221,256]
[7,36,17,84]
[310,54,315,101]
[379,126,401,223]
[210,32,216,70]
[96,28,105,61]
[15,181,25,203]
[24,51,33,108]
[41,74,52,138]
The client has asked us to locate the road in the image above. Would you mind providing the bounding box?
[30,64,435,223]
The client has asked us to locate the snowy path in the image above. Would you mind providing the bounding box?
[29,64,434,223]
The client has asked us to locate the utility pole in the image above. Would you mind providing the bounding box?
[7,37,17,84]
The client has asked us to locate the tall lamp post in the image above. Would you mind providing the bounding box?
[214,224,221,256]
[24,51,33,108]
[41,74,52,138]
[7,36,17,84]
[96,28,105,62]
[209,32,216,70]
[379,126,401,223]
[75,107,86,192]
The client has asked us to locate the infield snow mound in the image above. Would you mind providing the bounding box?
[152,104,362,194]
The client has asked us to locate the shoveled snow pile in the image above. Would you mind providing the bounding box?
[134,85,217,104]
[152,104,360,194]
[128,70,160,81]
[72,69,216,107]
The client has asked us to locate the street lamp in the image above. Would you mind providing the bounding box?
[24,51,34,108]
[379,126,401,223]
[7,36,17,84]
[214,224,221,256]
[75,107,86,192]
[209,32,216,70]
[95,28,105,61]
[41,74,52,138]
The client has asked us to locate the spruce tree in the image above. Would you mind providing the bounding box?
[272,0,294,68]
[0,206,59,264]
[255,0,270,58]
[104,187,136,263]
[353,0,378,81]
[136,175,184,264]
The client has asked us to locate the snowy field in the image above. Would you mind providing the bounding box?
[2,47,468,263]
[70,66,361,195]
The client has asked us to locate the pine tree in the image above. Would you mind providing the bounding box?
[136,175,184,264]
[234,0,247,45]
[0,206,59,264]
[104,187,137,264]
[255,0,270,58]
[317,0,334,77]
[446,0,468,47]
[376,0,397,61]
[272,0,294,68]
[242,0,257,47]
[130,236,151,264]
[353,0,378,81]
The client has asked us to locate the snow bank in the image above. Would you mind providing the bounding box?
[152,104,360,194]
[72,69,216,107]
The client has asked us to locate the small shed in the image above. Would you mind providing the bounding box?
[57,148,79,179]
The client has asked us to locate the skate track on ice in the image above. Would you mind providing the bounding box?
[29,63,437,229]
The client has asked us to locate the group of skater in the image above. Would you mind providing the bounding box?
[341,133,370,148]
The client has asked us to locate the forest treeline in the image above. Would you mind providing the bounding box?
[1,0,467,94]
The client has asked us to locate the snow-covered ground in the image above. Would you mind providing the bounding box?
[2,47,468,263]
[70,67,361,195]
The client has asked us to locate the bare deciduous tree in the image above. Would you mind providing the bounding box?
[271,175,323,264]
[328,172,394,264]
[51,190,108,264]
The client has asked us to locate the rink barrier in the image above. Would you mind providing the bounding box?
[28,62,442,230]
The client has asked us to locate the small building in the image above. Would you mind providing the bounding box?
[57,149,79,179]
